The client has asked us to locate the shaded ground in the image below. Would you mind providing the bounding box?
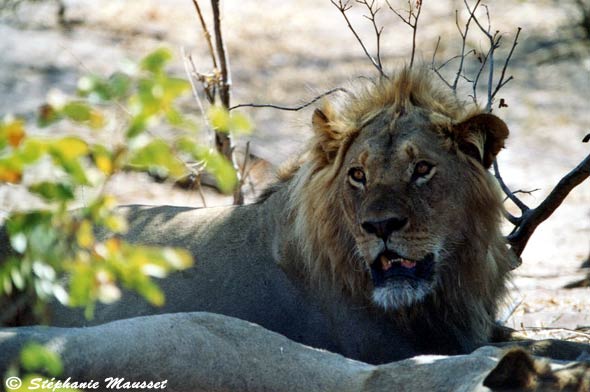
[0,0,589,341]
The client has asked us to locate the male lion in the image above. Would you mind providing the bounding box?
[11,68,515,364]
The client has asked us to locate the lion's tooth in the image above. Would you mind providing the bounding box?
[380,255,393,271]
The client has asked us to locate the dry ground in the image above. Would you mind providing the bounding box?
[0,0,589,341]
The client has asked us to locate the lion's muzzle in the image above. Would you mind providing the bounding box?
[369,250,435,287]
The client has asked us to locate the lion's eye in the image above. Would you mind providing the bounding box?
[412,161,436,183]
[414,161,433,176]
[348,167,366,185]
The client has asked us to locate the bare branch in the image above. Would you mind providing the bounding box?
[504,211,520,226]
[209,0,243,205]
[452,0,480,90]
[386,0,422,69]
[511,188,541,197]
[465,0,492,39]
[331,0,387,78]
[470,47,489,104]
[356,0,385,71]
[229,88,349,112]
[237,141,251,198]
[508,152,590,256]
[409,2,422,69]
[191,0,218,70]
[431,37,453,89]
[182,50,211,131]
[490,27,521,102]
[493,160,529,212]
[211,0,231,111]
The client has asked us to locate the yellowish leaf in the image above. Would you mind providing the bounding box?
[76,220,95,248]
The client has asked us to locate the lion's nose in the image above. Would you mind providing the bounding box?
[361,216,408,241]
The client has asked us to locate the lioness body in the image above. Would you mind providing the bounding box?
[15,69,516,364]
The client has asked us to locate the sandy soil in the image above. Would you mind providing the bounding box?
[0,0,589,340]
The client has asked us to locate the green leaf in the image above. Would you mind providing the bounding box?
[229,112,253,134]
[76,220,95,248]
[20,343,63,376]
[62,102,92,123]
[19,139,47,164]
[178,141,237,194]
[162,77,190,98]
[208,105,230,132]
[162,248,193,269]
[49,138,90,185]
[50,137,88,161]
[10,267,25,290]
[108,72,132,98]
[37,104,62,128]
[126,116,148,138]
[141,48,173,74]
[29,182,75,202]
[129,139,186,179]
[136,280,165,306]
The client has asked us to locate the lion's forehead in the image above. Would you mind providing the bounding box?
[350,116,445,168]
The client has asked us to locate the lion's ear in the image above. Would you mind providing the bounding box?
[454,113,509,169]
[312,105,345,163]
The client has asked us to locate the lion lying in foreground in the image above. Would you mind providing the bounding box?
[2,313,589,392]
[6,68,587,367]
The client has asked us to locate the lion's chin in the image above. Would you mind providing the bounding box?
[369,251,435,310]
[371,280,432,310]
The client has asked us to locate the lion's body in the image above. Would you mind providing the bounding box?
[53,204,417,363]
[45,69,514,364]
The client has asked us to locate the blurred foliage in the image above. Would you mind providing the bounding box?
[0,48,250,322]
[4,342,80,392]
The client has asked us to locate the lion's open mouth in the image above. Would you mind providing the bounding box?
[370,250,435,287]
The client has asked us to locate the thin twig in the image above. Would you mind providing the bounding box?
[431,37,453,89]
[490,27,521,103]
[452,0,480,89]
[331,0,388,78]
[511,188,541,197]
[229,88,349,112]
[237,141,251,199]
[191,0,218,70]
[518,326,590,341]
[357,0,385,71]
[470,46,490,104]
[493,160,529,212]
[182,49,210,131]
[195,174,207,207]
[386,0,422,69]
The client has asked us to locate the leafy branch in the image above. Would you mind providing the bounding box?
[0,49,242,324]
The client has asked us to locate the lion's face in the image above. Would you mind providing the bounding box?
[338,109,468,309]
[297,70,509,312]
[308,99,508,311]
